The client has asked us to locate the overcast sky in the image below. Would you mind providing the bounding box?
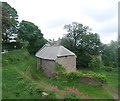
[2,0,119,44]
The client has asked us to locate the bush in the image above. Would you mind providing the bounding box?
[64,92,81,100]
[88,56,103,69]
[66,71,81,80]
[66,71,107,83]
[34,88,44,95]
[80,71,107,83]
[93,73,107,83]
[101,66,114,72]
[54,62,67,77]
[54,62,107,84]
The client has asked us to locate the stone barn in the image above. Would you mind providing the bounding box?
[35,44,76,77]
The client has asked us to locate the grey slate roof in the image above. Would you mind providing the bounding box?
[35,45,76,60]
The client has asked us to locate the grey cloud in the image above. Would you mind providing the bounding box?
[96,19,117,36]
[81,6,117,22]
[43,18,71,29]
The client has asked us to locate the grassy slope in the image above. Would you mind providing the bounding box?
[2,49,118,99]
[2,50,39,99]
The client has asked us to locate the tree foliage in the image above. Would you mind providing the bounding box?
[18,20,47,54]
[61,22,102,68]
[102,40,118,68]
[2,2,18,43]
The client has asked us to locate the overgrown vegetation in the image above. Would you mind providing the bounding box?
[64,92,81,100]
[2,49,29,66]
[54,62,107,83]
[2,49,118,99]
[2,49,57,99]
[67,71,106,83]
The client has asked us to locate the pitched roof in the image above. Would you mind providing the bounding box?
[35,45,76,60]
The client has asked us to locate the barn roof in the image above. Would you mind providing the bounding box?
[35,45,76,60]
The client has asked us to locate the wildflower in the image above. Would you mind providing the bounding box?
[69,86,74,92]
[51,85,58,90]
[75,88,80,95]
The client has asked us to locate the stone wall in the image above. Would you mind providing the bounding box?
[37,55,76,77]
[56,55,76,71]
[37,58,56,77]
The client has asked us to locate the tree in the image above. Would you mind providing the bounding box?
[18,20,47,54]
[2,2,18,44]
[102,40,118,68]
[61,22,102,68]
[62,22,89,52]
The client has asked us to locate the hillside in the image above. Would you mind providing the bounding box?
[2,49,118,99]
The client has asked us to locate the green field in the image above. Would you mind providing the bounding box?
[2,49,118,99]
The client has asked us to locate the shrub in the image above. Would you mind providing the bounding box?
[66,71,107,83]
[64,92,81,100]
[45,91,56,99]
[80,71,107,83]
[88,56,103,69]
[102,66,114,72]
[66,71,81,80]
[54,62,67,78]
[93,73,107,83]
[34,88,44,95]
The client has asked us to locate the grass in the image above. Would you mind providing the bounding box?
[2,49,56,99]
[31,68,112,99]
[2,49,118,99]
[2,56,41,99]
[102,71,118,99]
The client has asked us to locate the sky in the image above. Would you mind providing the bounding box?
[2,0,119,44]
